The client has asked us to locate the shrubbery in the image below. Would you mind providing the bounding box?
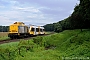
[0,29,90,60]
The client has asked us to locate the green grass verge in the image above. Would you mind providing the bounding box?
[0,29,90,60]
[0,36,10,41]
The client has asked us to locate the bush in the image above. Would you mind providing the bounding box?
[33,36,43,46]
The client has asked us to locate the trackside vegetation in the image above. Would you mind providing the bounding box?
[0,36,10,41]
[0,29,90,60]
[0,32,10,41]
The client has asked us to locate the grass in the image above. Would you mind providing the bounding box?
[0,32,51,41]
[0,32,8,37]
[0,29,90,60]
[45,31,54,34]
[0,32,10,40]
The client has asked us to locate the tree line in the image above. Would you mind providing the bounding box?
[44,0,90,32]
[0,26,9,32]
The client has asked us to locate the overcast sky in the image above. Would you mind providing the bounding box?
[0,0,79,26]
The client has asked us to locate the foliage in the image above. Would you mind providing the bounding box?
[0,29,90,60]
[33,36,43,46]
[0,32,10,41]
[0,26,9,32]
[44,24,54,31]
[0,36,10,41]
[0,0,90,59]
[54,22,62,32]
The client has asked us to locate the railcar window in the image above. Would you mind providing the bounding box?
[36,28,39,32]
[40,29,43,32]
[43,29,45,31]
[31,28,34,31]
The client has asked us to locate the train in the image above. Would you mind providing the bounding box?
[8,22,45,39]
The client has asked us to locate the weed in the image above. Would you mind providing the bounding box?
[0,29,90,60]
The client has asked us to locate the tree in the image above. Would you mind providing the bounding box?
[0,26,9,32]
[44,24,54,31]
[54,22,62,32]
[44,0,90,32]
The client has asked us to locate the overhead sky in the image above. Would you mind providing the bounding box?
[0,0,79,26]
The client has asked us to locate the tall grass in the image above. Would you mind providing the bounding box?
[0,32,8,37]
[0,32,10,40]
[0,29,90,60]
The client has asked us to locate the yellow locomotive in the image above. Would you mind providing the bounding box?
[8,22,45,39]
[8,22,29,38]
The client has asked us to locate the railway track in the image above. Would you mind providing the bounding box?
[0,32,55,44]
